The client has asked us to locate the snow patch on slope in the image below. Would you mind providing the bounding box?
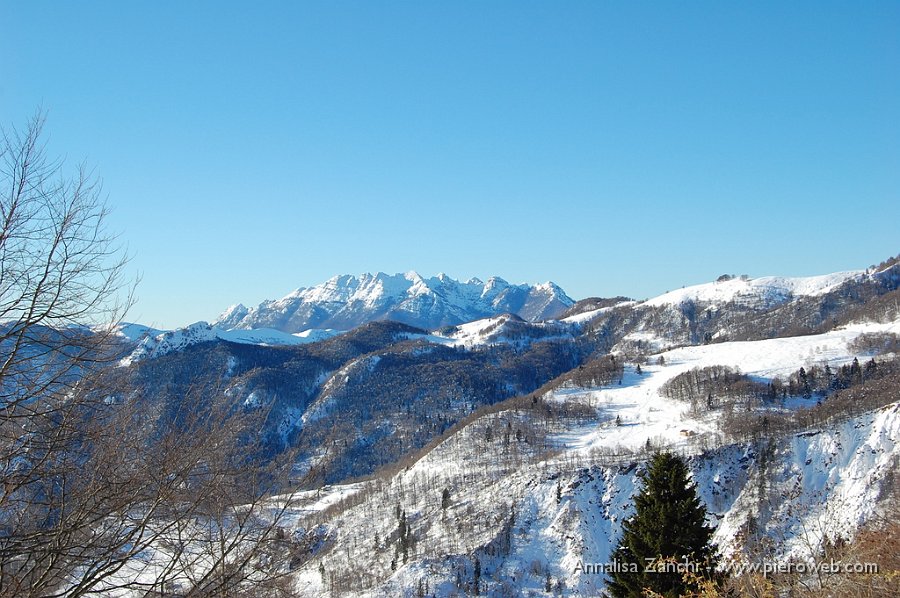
[645,271,863,308]
[133,309,897,597]
[561,301,637,325]
[121,322,341,365]
[111,323,164,342]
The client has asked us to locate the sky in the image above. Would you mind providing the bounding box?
[2,1,898,329]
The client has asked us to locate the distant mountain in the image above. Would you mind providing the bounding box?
[72,255,900,595]
[643,270,864,308]
[572,261,900,354]
[213,271,575,333]
[117,257,900,483]
[120,322,341,365]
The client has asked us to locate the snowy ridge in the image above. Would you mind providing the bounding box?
[110,322,164,343]
[120,322,340,365]
[300,355,382,426]
[213,271,574,333]
[644,270,864,308]
[561,301,637,325]
[422,314,573,348]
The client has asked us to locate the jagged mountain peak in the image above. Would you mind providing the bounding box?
[213,272,574,333]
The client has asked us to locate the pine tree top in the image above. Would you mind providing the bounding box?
[608,451,719,597]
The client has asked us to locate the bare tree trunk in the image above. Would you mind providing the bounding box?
[1,114,303,597]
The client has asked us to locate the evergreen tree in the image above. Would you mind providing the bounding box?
[850,357,863,386]
[864,358,877,379]
[799,367,812,398]
[473,557,481,595]
[607,452,719,597]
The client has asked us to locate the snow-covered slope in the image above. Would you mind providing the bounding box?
[644,271,863,308]
[561,301,637,325]
[594,263,900,353]
[213,272,574,333]
[121,322,341,364]
[424,314,573,348]
[283,402,899,597]
[112,322,165,342]
[279,318,899,597]
[95,257,900,596]
[557,320,899,456]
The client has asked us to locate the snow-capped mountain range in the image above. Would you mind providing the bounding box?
[101,255,900,595]
[118,264,900,364]
[213,271,574,333]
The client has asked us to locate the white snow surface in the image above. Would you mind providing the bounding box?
[110,322,164,342]
[283,318,900,597]
[426,315,520,347]
[561,301,637,325]
[213,271,574,332]
[553,320,899,457]
[120,322,341,364]
[420,314,573,349]
[644,271,863,308]
[103,313,900,597]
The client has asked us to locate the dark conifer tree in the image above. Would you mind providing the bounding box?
[864,358,877,379]
[799,367,812,398]
[607,451,719,597]
[850,357,863,386]
[473,557,481,595]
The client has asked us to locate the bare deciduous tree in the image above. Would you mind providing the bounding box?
[1,114,302,597]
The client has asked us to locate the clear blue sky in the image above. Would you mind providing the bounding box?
[3,1,898,329]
